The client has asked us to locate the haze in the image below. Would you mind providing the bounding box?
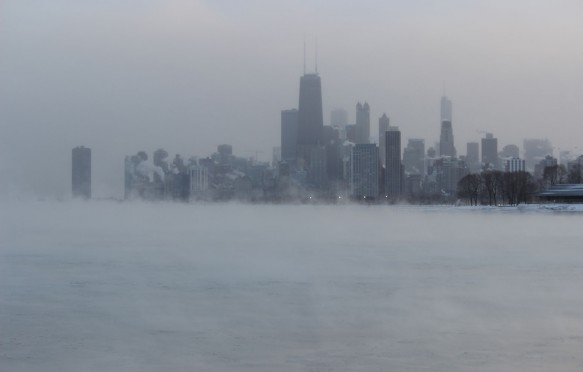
[1,0,582,198]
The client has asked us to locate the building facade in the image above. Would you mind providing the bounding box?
[351,144,379,199]
[384,127,402,198]
[72,146,91,199]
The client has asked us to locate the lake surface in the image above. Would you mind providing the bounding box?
[1,202,583,371]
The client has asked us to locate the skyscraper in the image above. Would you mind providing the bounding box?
[439,95,455,157]
[281,109,298,164]
[297,72,327,189]
[440,95,452,122]
[351,144,379,199]
[439,121,456,157]
[466,142,480,173]
[355,102,370,144]
[297,73,323,145]
[385,127,402,198]
[403,139,425,175]
[72,146,91,199]
[378,113,390,166]
[481,133,499,170]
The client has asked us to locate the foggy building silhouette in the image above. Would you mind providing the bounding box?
[351,144,379,199]
[297,73,323,145]
[524,138,553,171]
[281,109,298,165]
[481,133,499,170]
[384,127,402,198]
[355,102,370,144]
[439,121,455,157]
[330,108,348,128]
[466,142,480,173]
[72,146,91,199]
[403,139,425,176]
[378,113,390,167]
[296,72,327,189]
[439,96,456,157]
[440,95,452,122]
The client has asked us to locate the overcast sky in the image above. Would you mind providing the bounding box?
[1,0,582,198]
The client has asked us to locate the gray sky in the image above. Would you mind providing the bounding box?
[1,0,582,198]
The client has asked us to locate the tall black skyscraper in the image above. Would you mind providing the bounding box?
[297,73,323,145]
[72,146,91,199]
[296,71,327,189]
[385,127,402,198]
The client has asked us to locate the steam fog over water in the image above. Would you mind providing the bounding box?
[2,202,583,371]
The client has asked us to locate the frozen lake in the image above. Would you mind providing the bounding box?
[1,202,583,371]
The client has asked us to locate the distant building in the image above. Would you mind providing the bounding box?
[505,158,525,173]
[330,108,348,128]
[384,127,402,198]
[534,155,558,180]
[378,113,390,166]
[72,146,91,199]
[272,147,281,167]
[439,95,455,157]
[297,73,323,146]
[189,163,208,198]
[281,109,298,164]
[355,102,370,144]
[297,144,327,189]
[466,142,480,173]
[524,138,553,172]
[403,139,425,176]
[500,144,520,159]
[434,157,468,195]
[439,121,456,157]
[440,95,452,122]
[481,133,499,170]
[351,144,379,199]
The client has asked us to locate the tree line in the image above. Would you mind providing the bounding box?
[457,171,537,206]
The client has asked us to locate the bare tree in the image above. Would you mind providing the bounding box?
[481,170,503,206]
[457,174,481,206]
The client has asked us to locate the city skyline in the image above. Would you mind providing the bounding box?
[1,0,582,199]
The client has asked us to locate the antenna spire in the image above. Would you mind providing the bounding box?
[315,36,318,74]
[303,37,306,75]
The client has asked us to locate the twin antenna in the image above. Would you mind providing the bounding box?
[303,37,318,75]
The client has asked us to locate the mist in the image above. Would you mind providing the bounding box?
[2,201,583,371]
[1,0,583,198]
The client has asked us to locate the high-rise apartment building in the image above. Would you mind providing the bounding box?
[466,142,480,173]
[384,127,402,198]
[481,133,499,170]
[351,144,379,199]
[281,109,298,164]
[403,139,425,175]
[355,102,370,144]
[505,158,526,173]
[72,146,91,199]
[378,113,390,166]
